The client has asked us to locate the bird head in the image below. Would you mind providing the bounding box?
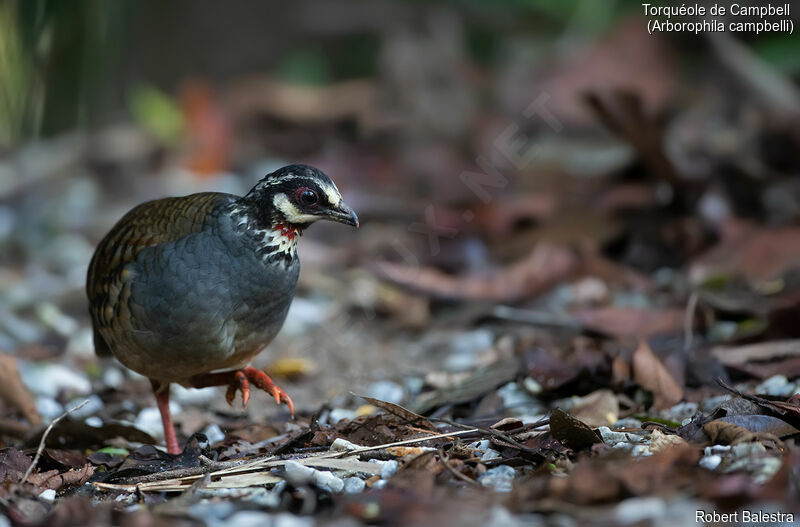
[241,164,359,230]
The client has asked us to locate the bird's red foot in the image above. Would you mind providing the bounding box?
[190,366,294,416]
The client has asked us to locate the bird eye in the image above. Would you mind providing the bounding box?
[296,188,319,206]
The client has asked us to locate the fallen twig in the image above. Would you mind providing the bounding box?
[21,399,89,484]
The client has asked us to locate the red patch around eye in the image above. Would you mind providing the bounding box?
[294,187,309,201]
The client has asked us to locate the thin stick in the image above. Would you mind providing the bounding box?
[684,292,698,351]
[21,399,89,484]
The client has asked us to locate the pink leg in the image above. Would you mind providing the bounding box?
[151,381,180,455]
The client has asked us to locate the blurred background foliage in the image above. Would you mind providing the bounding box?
[2,0,798,151]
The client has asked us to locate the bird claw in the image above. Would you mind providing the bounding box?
[225,367,295,416]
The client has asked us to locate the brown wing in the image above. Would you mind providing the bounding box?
[87,192,237,356]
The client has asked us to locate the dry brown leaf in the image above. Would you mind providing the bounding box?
[355,393,436,431]
[649,429,689,452]
[703,420,759,445]
[0,353,41,426]
[632,340,683,409]
[574,307,686,339]
[373,243,578,303]
[712,340,800,366]
[27,464,94,491]
[550,408,602,451]
[692,221,800,284]
[569,389,619,428]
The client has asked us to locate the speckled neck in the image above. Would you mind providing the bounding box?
[226,205,302,265]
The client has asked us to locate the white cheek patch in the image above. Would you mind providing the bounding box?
[273,194,320,224]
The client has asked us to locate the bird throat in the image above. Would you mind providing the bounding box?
[229,207,301,264]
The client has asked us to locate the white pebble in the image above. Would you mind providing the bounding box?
[615,497,666,524]
[36,398,64,420]
[756,375,796,397]
[380,460,399,479]
[597,427,645,445]
[202,424,225,445]
[479,465,515,492]
[699,455,722,470]
[66,395,103,419]
[328,408,357,423]
[102,368,125,389]
[85,416,103,427]
[480,448,502,462]
[21,363,91,397]
[135,403,180,439]
[313,470,344,493]
[284,460,316,486]
[274,512,315,527]
[343,477,366,494]
[367,381,405,404]
[330,438,361,452]
[225,511,274,527]
[38,489,56,502]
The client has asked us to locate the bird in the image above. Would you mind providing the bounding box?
[86,164,358,454]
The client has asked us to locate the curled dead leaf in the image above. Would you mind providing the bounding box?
[648,429,689,452]
[632,340,683,409]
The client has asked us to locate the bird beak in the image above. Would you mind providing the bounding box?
[325,201,359,228]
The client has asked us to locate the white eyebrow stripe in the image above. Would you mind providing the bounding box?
[318,181,341,206]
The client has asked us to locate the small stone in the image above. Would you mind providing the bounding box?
[202,424,225,446]
[38,489,56,502]
[284,460,316,486]
[699,455,722,470]
[187,501,235,522]
[523,377,542,395]
[135,403,180,439]
[479,465,515,492]
[274,513,315,527]
[597,426,645,446]
[662,402,698,423]
[65,328,95,358]
[172,384,217,404]
[36,398,64,420]
[85,416,103,427]
[444,329,494,371]
[313,470,344,493]
[225,511,274,527]
[343,477,366,494]
[330,438,360,452]
[328,408,357,423]
[615,497,666,524]
[372,479,387,489]
[701,394,732,413]
[102,368,125,389]
[66,395,103,419]
[613,417,643,429]
[21,363,91,397]
[497,382,543,416]
[756,375,796,397]
[380,460,399,479]
[731,441,766,458]
[247,487,281,508]
[704,445,731,456]
[480,448,502,462]
[404,377,425,395]
[367,381,404,404]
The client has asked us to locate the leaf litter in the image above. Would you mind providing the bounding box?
[2,9,800,527]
